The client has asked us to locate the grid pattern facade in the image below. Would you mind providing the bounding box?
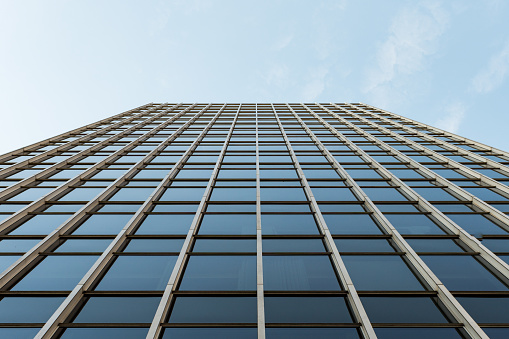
[0,103,508,339]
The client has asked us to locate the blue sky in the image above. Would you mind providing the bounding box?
[1,0,508,154]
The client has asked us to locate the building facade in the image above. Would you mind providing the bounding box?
[0,103,508,338]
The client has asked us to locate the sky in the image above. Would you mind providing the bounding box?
[0,0,508,154]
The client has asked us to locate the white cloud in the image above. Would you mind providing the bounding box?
[272,34,294,51]
[262,63,290,88]
[364,2,449,106]
[471,39,509,93]
[435,102,466,133]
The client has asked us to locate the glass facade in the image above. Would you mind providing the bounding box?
[0,102,508,338]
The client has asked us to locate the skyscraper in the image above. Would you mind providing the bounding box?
[0,102,508,339]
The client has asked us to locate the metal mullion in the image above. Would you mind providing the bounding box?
[145,104,240,339]
[301,104,488,339]
[0,102,153,163]
[0,103,179,201]
[335,104,509,227]
[0,103,168,178]
[347,103,509,180]
[34,103,218,339]
[315,103,509,295]
[271,104,377,339]
[0,104,203,289]
[0,104,192,235]
[358,102,509,161]
[255,104,266,339]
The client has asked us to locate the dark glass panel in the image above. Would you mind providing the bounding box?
[55,239,113,252]
[405,239,464,252]
[179,256,256,291]
[375,328,462,338]
[361,297,450,323]
[73,214,133,235]
[265,328,360,339]
[263,239,325,252]
[384,214,445,235]
[199,214,256,235]
[342,255,424,290]
[264,255,340,290]
[261,214,319,235]
[12,255,98,291]
[323,214,382,235]
[264,297,353,323]
[73,297,160,323]
[334,239,395,252]
[95,255,177,291]
[421,255,507,291]
[124,239,184,252]
[456,297,509,323]
[168,297,257,323]
[60,328,149,338]
[0,296,65,323]
[192,239,256,252]
[162,328,257,339]
[135,214,194,235]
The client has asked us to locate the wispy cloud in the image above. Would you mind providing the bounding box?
[471,39,509,93]
[364,2,449,107]
[435,102,466,133]
[301,65,329,101]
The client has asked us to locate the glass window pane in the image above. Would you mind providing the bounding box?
[405,239,464,252]
[311,187,357,201]
[445,214,507,237]
[265,328,360,339]
[264,297,353,323]
[375,328,462,339]
[323,214,382,235]
[0,239,40,252]
[135,214,194,235]
[263,239,325,252]
[361,297,450,323]
[179,256,256,291]
[262,214,318,235]
[95,255,177,290]
[162,328,257,339]
[342,255,424,290]
[0,329,40,337]
[60,328,149,338]
[55,239,113,252]
[261,188,307,201]
[124,239,184,252]
[456,297,509,323]
[421,255,507,291]
[0,297,65,323]
[384,214,445,235]
[334,239,395,252]
[192,239,256,252]
[263,255,340,290]
[11,214,72,235]
[199,214,256,235]
[12,255,98,291]
[73,214,133,235]
[168,297,257,323]
[73,297,160,323]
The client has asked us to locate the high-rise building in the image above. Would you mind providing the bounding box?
[0,103,508,338]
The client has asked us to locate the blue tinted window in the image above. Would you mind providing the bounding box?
[210,187,256,201]
[135,214,194,235]
[162,328,257,339]
[262,214,318,235]
[55,239,113,252]
[384,214,445,235]
[11,214,72,235]
[311,187,357,201]
[0,329,40,337]
[265,328,360,339]
[73,297,160,323]
[124,239,184,252]
[456,297,509,323]
[263,239,325,252]
[109,188,154,201]
[323,214,382,235]
[375,328,462,339]
[192,239,256,252]
[0,297,65,323]
[73,214,133,235]
[362,188,408,201]
[96,255,177,290]
[480,239,509,252]
[361,297,449,323]
[445,214,507,237]
[261,188,307,201]
[199,214,256,235]
[483,328,509,338]
[159,187,206,201]
[169,297,256,323]
[265,297,353,323]
[61,328,149,338]
[405,239,464,252]
[342,255,424,290]
[0,239,40,252]
[179,256,256,291]
[264,255,340,290]
[12,255,98,291]
[334,239,395,252]
[421,255,507,291]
